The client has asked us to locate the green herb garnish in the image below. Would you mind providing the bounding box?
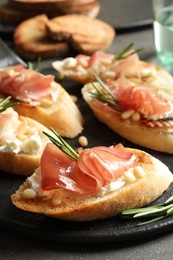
[27,57,41,70]
[0,96,19,113]
[119,194,173,226]
[112,42,143,63]
[90,74,120,110]
[43,127,79,160]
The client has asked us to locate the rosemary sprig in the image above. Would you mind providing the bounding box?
[27,57,41,70]
[43,128,79,160]
[90,74,120,110]
[112,42,143,63]
[119,194,173,226]
[0,96,19,113]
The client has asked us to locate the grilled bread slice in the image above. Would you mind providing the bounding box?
[11,145,173,221]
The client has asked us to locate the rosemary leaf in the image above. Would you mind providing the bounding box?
[164,194,173,205]
[43,128,79,160]
[27,57,41,70]
[112,42,143,63]
[119,193,173,226]
[136,216,165,226]
[0,96,19,113]
[90,74,120,110]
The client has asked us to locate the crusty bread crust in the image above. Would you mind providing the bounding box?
[47,14,115,54]
[11,148,173,221]
[13,14,69,60]
[0,116,50,176]
[82,82,173,154]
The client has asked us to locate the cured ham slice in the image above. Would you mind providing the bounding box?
[0,65,54,102]
[41,143,137,195]
[105,76,173,118]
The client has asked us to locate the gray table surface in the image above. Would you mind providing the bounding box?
[1,1,173,259]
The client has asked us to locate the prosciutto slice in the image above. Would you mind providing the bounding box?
[41,143,137,195]
[0,65,54,102]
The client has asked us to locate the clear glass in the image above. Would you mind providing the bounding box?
[153,0,173,67]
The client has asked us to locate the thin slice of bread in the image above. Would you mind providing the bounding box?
[46,14,115,54]
[0,116,51,176]
[13,14,69,60]
[11,147,173,221]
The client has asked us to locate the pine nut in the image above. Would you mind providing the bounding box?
[133,166,145,179]
[132,112,140,121]
[121,109,135,120]
[40,98,52,107]
[17,120,28,134]
[123,171,136,182]
[22,188,37,199]
[78,57,88,67]
[78,136,88,147]
[51,190,62,206]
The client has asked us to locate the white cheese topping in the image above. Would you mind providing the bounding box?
[28,168,126,198]
[0,133,43,155]
[27,166,145,198]
[0,108,43,155]
[97,178,125,197]
[27,168,50,196]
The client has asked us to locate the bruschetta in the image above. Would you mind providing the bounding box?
[52,43,173,94]
[0,97,51,176]
[0,64,84,138]
[82,75,173,154]
[11,129,173,221]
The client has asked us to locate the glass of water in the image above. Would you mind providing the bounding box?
[153,0,173,67]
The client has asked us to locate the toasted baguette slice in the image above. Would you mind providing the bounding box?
[82,81,173,154]
[0,116,50,176]
[11,147,173,221]
[46,14,115,54]
[0,66,84,138]
[13,14,69,60]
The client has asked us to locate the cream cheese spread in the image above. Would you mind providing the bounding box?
[0,134,43,155]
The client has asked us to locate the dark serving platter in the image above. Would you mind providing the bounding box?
[0,39,173,244]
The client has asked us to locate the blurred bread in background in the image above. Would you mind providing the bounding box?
[13,14,115,60]
[0,0,100,24]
